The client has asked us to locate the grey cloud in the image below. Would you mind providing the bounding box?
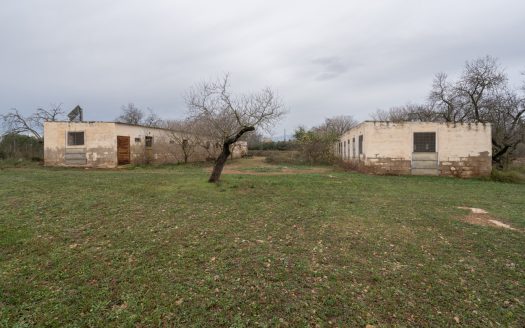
[1,0,524,134]
[311,57,349,81]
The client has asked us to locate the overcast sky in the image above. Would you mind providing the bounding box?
[1,0,524,137]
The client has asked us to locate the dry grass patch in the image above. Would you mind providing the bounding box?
[209,156,331,175]
[458,207,520,231]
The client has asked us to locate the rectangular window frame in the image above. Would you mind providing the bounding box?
[358,135,363,155]
[67,131,85,146]
[145,136,153,148]
[413,132,436,153]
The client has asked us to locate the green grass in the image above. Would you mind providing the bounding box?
[1,162,524,327]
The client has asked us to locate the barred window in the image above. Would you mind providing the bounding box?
[413,132,436,152]
[145,136,153,148]
[67,132,84,146]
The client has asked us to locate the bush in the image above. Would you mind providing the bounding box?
[488,168,525,184]
[0,158,42,169]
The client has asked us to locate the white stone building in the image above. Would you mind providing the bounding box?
[44,121,247,168]
[336,121,492,177]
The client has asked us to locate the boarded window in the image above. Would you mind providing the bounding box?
[413,132,436,152]
[358,135,363,154]
[67,132,84,146]
[145,136,153,147]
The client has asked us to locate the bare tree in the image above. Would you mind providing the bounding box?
[116,103,144,125]
[142,109,163,128]
[116,103,162,127]
[485,86,525,165]
[429,73,466,122]
[165,119,203,163]
[185,74,285,182]
[458,55,507,123]
[1,104,65,141]
[314,115,357,136]
[371,104,439,122]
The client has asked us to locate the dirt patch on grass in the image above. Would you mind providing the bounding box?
[220,167,330,175]
[208,156,332,176]
[458,207,519,231]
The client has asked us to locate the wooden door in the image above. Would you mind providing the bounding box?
[117,136,130,165]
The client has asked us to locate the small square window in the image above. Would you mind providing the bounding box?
[145,136,153,147]
[67,132,84,146]
[135,137,141,143]
[169,139,175,144]
[413,132,436,152]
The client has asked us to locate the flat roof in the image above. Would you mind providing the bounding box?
[46,120,175,132]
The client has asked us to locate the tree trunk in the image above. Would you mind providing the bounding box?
[208,126,255,183]
[208,143,231,183]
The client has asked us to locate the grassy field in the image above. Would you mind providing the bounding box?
[1,159,524,327]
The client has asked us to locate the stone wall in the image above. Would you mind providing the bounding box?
[366,157,411,175]
[439,151,492,178]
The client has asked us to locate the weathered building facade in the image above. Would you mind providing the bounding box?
[44,121,247,168]
[336,121,492,177]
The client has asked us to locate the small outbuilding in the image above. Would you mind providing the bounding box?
[44,121,247,168]
[336,121,492,177]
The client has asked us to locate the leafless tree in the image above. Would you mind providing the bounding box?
[142,109,163,128]
[164,119,204,163]
[458,55,507,123]
[1,104,65,141]
[314,115,357,136]
[185,74,285,182]
[485,86,525,165]
[116,103,143,125]
[429,73,467,122]
[116,103,162,127]
[371,104,439,122]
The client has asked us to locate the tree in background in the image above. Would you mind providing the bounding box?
[116,103,162,127]
[371,104,439,122]
[0,133,43,160]
[294,115,357,164]
[1,105,64,142]
[314,115,358,136]
[185,74,285,182]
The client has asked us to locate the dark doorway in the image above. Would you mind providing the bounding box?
[117,136,131,165]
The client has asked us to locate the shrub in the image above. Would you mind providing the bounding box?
[488,168,525,184]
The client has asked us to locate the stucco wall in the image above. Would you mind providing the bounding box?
[44,122,118,168]
[337,121,492,177]
[44,122,248,168]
